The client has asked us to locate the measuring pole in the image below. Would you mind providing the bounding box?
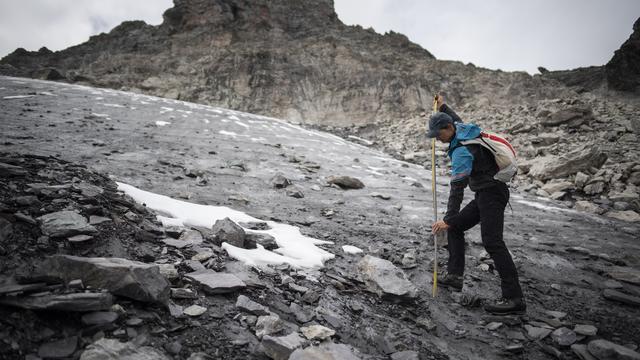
[431,95,439,298]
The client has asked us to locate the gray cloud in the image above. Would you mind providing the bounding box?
[1,0,637,75]
[0,0,172,57]
[334,0,640,74]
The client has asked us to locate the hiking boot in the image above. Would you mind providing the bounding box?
[484,298,526,315]
[438,273,463,291]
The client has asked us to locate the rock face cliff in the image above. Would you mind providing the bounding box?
[606,17,640,92]
[0,0,576,126]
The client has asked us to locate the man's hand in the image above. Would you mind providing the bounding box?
[431,220,450,234]
[435,94,444,110]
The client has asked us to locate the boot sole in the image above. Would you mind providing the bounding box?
[484,308,526,315]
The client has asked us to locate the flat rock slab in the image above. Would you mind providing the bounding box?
[587,339,640,360]
[574,324,598,336]
[80,338,171,360]
[236,294,270,315]
[40,255,170,304]
[290,342,361,360]
[38,210,97,238]
[607,266,640,285]
[551,327,577,346]
[0,282,47,296]
[81,311,119,326]
[68,234,94,243]
[357,255,417,298]
[571,344,598,360]
[0,162,27,177]
[186,270,246,294]
[524,325,552,340]
[0,292,113,312]
[184,304,207,317]
[39,336,78,359]
[603,289,640,307]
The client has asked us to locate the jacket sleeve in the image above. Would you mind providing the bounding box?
[444,179,467,223]
[439,103,463,124]
[443,146,473,225]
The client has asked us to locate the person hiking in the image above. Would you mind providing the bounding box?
[427,96,525,315]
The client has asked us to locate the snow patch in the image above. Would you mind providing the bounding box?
[219,130,237,137]
[3,95,35,99]
[347,135,373,146]
[234,120,250,129]
[515,199,572,213]
[116,182,334,268]
[155,121,171,126]
[342,245,363,254]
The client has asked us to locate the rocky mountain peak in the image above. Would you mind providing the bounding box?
[605,16,640,91]
[160,0,340,35]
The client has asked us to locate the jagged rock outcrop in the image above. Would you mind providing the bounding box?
[606,17,640,92]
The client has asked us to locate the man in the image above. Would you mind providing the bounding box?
[428,97,525,315]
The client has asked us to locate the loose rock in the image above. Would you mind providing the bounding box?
[185,270,246,294]
[39,255,170,304]
[80,338,171,360]
[37,210,97,238]
[587,339,640,360]
[261,332,307,360]
[300,325,335,340]
[357,255,417,298]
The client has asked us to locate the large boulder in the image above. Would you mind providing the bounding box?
[605,210,640,223]
[541,106,593,127]
[37,211,97,238]
[357,255,417,299]
[211,217,246,248]
[529,146,607,181]
[39,255,170,304]
[587,339,640,360]
[185,270,246,294]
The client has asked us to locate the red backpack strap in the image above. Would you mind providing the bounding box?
[480,132,517,157]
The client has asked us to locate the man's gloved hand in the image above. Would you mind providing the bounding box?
[431,220,450,234]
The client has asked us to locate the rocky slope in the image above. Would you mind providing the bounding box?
[1,77,640,360]
[1,0,639,217]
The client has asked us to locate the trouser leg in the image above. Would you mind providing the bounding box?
[446,198,480,275]
[477,185,523,299]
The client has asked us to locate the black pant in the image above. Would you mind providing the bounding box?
[446,183,523,299]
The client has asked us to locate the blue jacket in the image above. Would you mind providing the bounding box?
[444,123,502,223]
[448,123,481,184]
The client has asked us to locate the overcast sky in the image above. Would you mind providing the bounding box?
[0,0,637,74]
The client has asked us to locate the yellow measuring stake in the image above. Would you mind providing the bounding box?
[431,95,439,297]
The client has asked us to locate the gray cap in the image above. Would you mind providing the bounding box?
[426,112,453,138]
